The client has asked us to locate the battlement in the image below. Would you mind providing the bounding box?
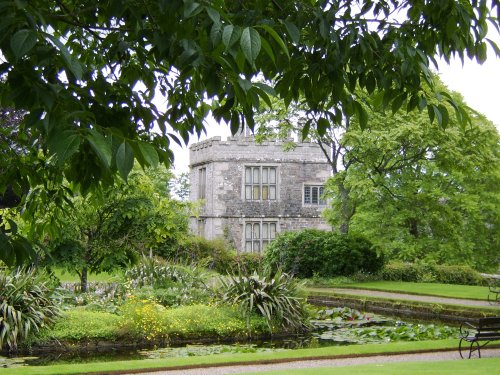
[189,136,328,167]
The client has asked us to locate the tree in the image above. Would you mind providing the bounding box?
[1,0,499,264]
[41,167,190,291]
[324,97,500,270]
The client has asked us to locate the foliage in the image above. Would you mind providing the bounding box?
[219,270,309,332]
[124,256,213,307]
[42,167,190,291]
[0,267,60,351]
[118,301,268,342]
[161,236,262,274]
[264,229,384,278]
[379,262,485,286]
[315,307,367,321]
[1,0,499,265]
[34,308,122,342]
[328,101,500,271]
[55,282,126,313]
[316,322,459,344]
[169,172,190,201]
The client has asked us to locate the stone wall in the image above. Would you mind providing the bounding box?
[189,136,332,252]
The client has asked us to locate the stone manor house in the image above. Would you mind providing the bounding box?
[189,135,331,253]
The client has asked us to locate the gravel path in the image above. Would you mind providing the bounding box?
[130,349,500,375]
[309,288,493,307]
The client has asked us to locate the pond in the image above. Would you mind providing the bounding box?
[0,307,459,368]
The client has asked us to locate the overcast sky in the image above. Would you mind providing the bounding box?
[172,47,500,174]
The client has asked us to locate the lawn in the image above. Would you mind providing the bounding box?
[246,357,500,375]
[51,268,121,283]
[2,340,460,374]
[312,281,489,301]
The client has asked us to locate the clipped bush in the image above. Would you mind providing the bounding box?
[220,270,310,332]
[379,262,427,282]
[432,265,484,285]
[263,229,384,278]
[0,267,60,351]
[379,262,485,285]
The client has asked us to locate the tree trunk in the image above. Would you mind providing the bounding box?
[80,266,88,293]
[338,181,355,235]
[407,218,419,238]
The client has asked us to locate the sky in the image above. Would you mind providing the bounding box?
[172,46,500,174]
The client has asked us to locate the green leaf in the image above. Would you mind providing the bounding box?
[116,141,134,180]
[10,29,37,60]
[260,37,275,64]
[44,33,83,80]
[87,129,112,168]
[137,141,159,167]
[283,20,300,43]
[391,95,404,114]
[230,111,240,135]
[205,6,220,23]
[210,22,223,46]
[222,25,242,49]
[48,130,81,165]
[437,104,449,128]
[256,24,289,59]
[354,101,369,129]
[184,2,201,18]
[237,77,252,92]
[240,27,261,65]
[317,117,329,136]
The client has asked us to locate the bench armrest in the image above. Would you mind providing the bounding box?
[459,322,477,339]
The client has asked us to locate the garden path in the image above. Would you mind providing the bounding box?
[307,288,493,307]
[128,348,500,375]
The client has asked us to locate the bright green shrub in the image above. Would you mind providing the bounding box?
[263,230,384,278]
[0,267,60,351]
[36,308,122,342]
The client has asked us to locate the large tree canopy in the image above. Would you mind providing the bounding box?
[1,0,499,265]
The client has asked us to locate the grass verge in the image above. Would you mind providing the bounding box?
[245,357,500,375]
[2,340,461,375]
[317,281,490,301]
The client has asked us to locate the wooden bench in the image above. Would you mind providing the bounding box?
[459,317,500,358]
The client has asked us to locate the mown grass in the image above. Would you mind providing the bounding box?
[245,357,500,375]
[3,340,460,374]
[51,268,121,283]
[308,281,489,300]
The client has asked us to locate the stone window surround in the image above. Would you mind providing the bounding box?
[241,163,281,201]
[242,218,279,253]
[302,183,327,206]
[198,166,207,199]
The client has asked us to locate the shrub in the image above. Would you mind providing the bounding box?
[161,236,263,274]
[432,265,484,285]
[379,262,427,282]
[35,308,122,342]
[219,270,310,332]
[0,267,60,351]
[379,262,485,285]
[159,237,233,272]
[263,230,384,278]
[118,301,269,341]
[124,256,213,306]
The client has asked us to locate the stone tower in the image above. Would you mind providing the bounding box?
[189,135,331,253]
